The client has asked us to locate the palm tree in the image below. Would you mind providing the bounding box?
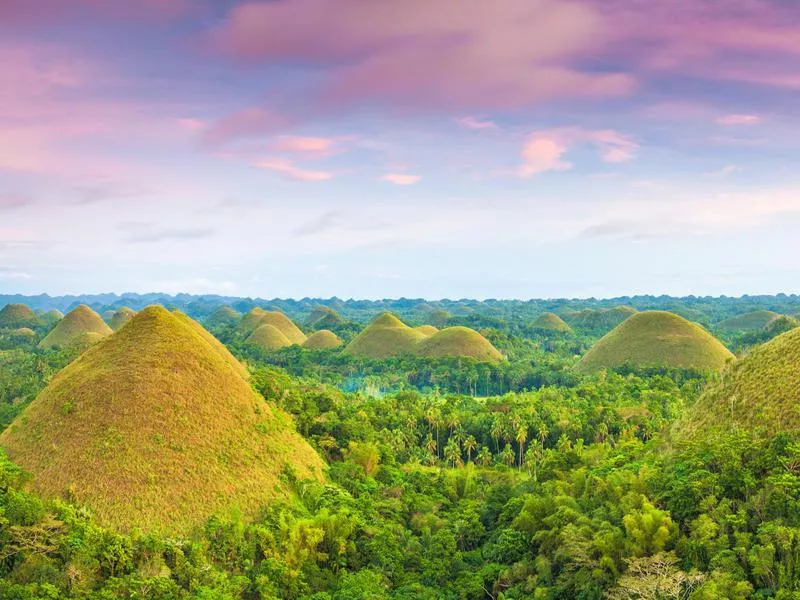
[500,445,515,467]
[476,446,492,467]
[537,424,549,447]
[424,433,437,461]
[463,435,478,463]
[444,438,462,468]
[490,416,505,453]
[515,425,528,469]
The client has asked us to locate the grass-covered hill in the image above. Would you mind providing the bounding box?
[566,305,637,331]
[0,303,39,329]
[344,313,426,359]
[531,312,573,333]
[108,306,136,331]
[207,305,240,327]
[247,323,292,351]
[305,305,343,328]
[718,310,781,331]
[576,311,734,373]
[41,309,64,325]
[303,329,343,349]
[239,307,269,334]
[38,305,112,349]
[677,327,800,439]
[258,311,307,345]
[0,306,324,533]
[416,326,504,362]
[414,325,439,337]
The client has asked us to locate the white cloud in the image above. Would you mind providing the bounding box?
[455,116,497,130]
[716,114,762,125]
[254,157,333,181]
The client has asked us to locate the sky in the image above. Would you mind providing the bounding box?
[2,0,800,299]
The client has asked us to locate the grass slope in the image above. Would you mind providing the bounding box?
[258,312,307,345]
[0,306,324,534]
[207,306,240,327]
[108,307,136,331]
[416,327,504,362]
[532,312,573,333]
[38,305,112,349]
[718,310,781,331]
[0,304,39,329]
[172,311,249,380]
[576,311,734,373]
[41,309,64,325]
[305,306,343,328]
[414,325,439,337]
[247,324,292,351]
[238,308,268,334]
[568,306,637,331]
[677,327,800,439]
[344,313,425,359]
[303,330,343,349]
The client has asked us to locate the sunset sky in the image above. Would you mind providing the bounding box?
[2,0,800,298]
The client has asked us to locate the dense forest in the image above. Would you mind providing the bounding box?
[1,294,799,598]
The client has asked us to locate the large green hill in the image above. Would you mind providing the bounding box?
[718,310,781,331]
[0,303,39,329]
[676,327,800,439]
[207,305,240,327]
[303,329,342,349]
[38,305,112,349]
[305,306,343,328]
[0,306,324,533]
[247,323,292,351]
[416,327,504,362]
[531,312,573,333]
[567,306,636,331]
[344,313,425,359]
[576,311,734,373]
[258,311,307,345]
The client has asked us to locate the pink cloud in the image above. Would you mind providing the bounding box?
[253,157,333,182]
[456,117,497,130]
[272,136,338,158]
[381,174,421,186]
[201,107,291,147]
[210,0,633,111]
[0,0,195,24]
[518,127,637,177]
[716,114,762,125]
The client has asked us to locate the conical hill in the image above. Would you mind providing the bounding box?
[303,330,342,349]
[344,313,425,359]
[38,305,112,349]
[718,310,780,331]
[416,327,504,362]
[532,312,573,333]
[0,303,39,329]
[108,307,136,331]
[258,311,307,345]
[576,311,734,373]
[239,307,268,334]
[414,325,439,337]
[207,305,240,327]
[247,324,292,351]
[676,327,800,439]
[0,306,323,533]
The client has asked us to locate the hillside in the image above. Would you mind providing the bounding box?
[108,306,136,331]
[344,313,425,359]
[677,327,800,439]
[0,306,324,533]
[415,325,439,337]
[238,307,268,334]
[531,312,573,333]
[567,306,636,331]
[41,309,64,325]
[0,303,39,329]
[303,329,342,349]
[38,305,112,349]
[258,311,307,345]
[305,306,343,328]
[207,305,240,327]
[718,310,780,331]
[416,326,504,362]
[247,324,292,351]
[576,311,734,373]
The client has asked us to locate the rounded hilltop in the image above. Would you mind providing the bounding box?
[414,325,439,337]
[239,308,306,344]
[0,305,324,534]
[576,310,734,373]
[531,312,573,334]
[247,323,292,351]
[676,327,800,440]
[108,306,136,331]
[303,329,342,349]
[416,327,504,362]
[38,305,112,350]
[718,310,781,331]
[41,309,64,325]
[344,312,426,359]
[305,305,343,328]
[207,305,240,327]
[0,303,39,329]
[567,306,636,331]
